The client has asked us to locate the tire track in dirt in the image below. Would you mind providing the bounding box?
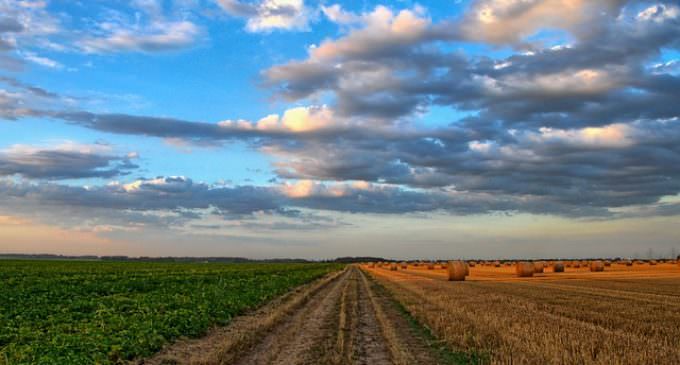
[142,266,441,365]
[231,268,352,365]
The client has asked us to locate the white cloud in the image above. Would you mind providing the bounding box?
[218,105,337,132]
[459,0,624,44]
[321,4,361,25]
[637,4,679,23]
[20,51,62,69]
[280,179,375,198]
[77,20,200,53]
[310,5,430,61]
[217,0,310,32]
[532,124,634,148]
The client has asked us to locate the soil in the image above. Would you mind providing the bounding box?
[140,266,441,365]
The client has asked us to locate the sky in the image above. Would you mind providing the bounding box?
[1,0,680,260]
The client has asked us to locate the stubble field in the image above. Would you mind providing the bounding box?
[364,261,680,364]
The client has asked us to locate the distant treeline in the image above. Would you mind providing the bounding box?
[4,253,674,263]
[0,253,392,263]
[0,253,314,263]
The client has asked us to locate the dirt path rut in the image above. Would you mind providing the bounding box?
[143,266,440,365]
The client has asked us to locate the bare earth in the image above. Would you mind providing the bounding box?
[141,266,441,365]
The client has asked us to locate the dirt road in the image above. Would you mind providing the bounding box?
[143,266,441,365]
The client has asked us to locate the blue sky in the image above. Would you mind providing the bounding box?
[1,0,680,259]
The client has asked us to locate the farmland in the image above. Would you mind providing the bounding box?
[365,261,680,364]
[2,259,680,365]
[0,260,342,364]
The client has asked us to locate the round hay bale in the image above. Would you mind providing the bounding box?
[427,263,435,270]
[604,260,611,267]
[368,262,375,268]
[649,260,658,265]
[516,262,534,277]
[553,262,565,273]
[390,263,397,271]
[573,261,581,268]
[534,261,545,274]
[401,262,408,269]
[468,261,476,267]
[447,260,467,281]
[493,261,501,267]
[590,260,605,272]
[625,260,633,266]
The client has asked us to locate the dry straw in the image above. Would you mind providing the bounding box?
[590,260,605,272]
[447,261,468,281]
[553,262,565,273]
[516,262,534,277]
[533,261,545,274]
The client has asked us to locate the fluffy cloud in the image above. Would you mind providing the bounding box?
[457,0,626,45]
[216,0,310,32]
[3,1,680,227]
[219,105,336,132]
[264,1,680,125]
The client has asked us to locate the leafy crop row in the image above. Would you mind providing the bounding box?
[0,260,342,364]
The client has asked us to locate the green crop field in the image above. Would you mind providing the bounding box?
[0,260,342,364]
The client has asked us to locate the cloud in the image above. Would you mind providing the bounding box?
[320,4,361,25]
[262,1,680,126]
[3,1,680,226]
[0,16,24,33]
[77,13,201,53]
[0,76,59,98]
[456,0,626,45]
[0,0,202,56]
[219,105,336,132]
[19,51,63,69]
[0,174,612,236]
[0,143,139,179]
[0,0,62,69]
[637,3,680,23]
[0,77,69,119]
[216,0,310,32]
